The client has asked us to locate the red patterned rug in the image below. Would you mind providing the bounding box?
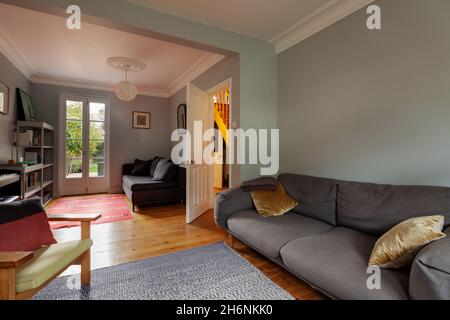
[47,194,133,229]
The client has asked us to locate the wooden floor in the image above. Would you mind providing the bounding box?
[50,195,325,300]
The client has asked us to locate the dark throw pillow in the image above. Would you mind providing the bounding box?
[0,197,57,251]
[241,177,277,191]
[149,157,161,177]
[131,159,152,176]
[152,158,177,181]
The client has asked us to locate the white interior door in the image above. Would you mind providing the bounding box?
[59,96,109,196]
[186,83,211,223]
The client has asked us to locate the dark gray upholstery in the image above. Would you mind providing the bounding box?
[227,210,333,259]
[123,175,178,192]
[152,158,175,181]
[122,163,185,208]
[337,181,450,235]
[122,163,134,176]
[278,174,337,225]
[214,172,450,300]
[280,227,410,300]
[214,188,254,229]
[409,227,450,300]
[149,157,161,177]
[130,159,153,176]
[241,177,276,191]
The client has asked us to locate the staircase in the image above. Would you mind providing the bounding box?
[214,89,230,145]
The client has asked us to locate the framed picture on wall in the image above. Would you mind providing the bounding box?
[17,88,36,121]
[0,82,9,115]
[132,111,151,129]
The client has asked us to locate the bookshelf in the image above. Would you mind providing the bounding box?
[0,121,55,205]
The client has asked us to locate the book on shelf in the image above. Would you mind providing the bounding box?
[32,130,42,146]
[42,192,52,204]
[25,171,41,191]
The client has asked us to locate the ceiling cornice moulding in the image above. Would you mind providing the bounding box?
[1,23,224,99]
[0,26,35,79]
[167,53,225,96]
[30,52,224,99]
[270,0,376,54]
[31,75,171,98]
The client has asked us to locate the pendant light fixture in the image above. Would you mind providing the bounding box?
[107,57,146,102]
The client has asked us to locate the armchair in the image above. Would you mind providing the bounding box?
[0,213,101,300]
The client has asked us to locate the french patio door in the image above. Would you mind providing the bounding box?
[59,95,109,196]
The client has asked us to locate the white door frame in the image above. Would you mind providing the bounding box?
[207,78,233,208]
[58,94,110,196]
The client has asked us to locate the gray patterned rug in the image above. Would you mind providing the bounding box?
[33,242,294,300]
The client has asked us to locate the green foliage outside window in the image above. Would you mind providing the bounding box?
[66,103,104,175]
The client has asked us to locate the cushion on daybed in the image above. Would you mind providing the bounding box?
[16,239,93,293]
[123,175,178,192]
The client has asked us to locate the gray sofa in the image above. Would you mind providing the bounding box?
[215,173,450,300]
[122,163,186,211]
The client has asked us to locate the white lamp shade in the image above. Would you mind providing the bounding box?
[114,81,138,102]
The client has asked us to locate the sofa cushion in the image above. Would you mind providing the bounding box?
[409,227,450,300]
[280,227,410,300]
[227,210,333,259]
[130,159,152,176]
[149,157,161,177]
[250,182,298,217]
[16,239,93,293]
[123,175,178,192]
[153,159,176,181]
[337,181,450,235]
[369,215,446,269]
[278,174,337,225]
[0,198,56,251]
[241,177,276,191]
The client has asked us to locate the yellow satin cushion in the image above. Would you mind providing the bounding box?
[369,215,446,269]
[250,182,298,217]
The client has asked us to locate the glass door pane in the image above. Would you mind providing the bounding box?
[88,102,106,177]
[65,100,83,179]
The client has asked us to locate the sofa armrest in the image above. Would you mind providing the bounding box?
[214,188,254,229]
[48,214,101,241]
[410,227,450,300]
[47,213,101,222]
[0,252,34,268]
[122,163,134,176]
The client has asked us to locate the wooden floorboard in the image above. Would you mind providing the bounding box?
[50,195,326,300]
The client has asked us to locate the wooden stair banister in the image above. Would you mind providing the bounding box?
[214,106,230,146]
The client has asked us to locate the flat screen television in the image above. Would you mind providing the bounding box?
[17,88,35,121]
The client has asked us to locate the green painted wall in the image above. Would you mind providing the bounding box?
[12,0,277,182]
[278,0,450,186]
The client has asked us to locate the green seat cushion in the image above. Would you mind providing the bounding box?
[16,239,93,293]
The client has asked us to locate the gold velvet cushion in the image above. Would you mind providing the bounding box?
[250,182,298,217]
[368,215,447,269]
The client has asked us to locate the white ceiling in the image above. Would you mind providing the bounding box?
[126,0,375,53]
[0,3,224,97]
[0,0,375,93]
[126,0,331,40]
